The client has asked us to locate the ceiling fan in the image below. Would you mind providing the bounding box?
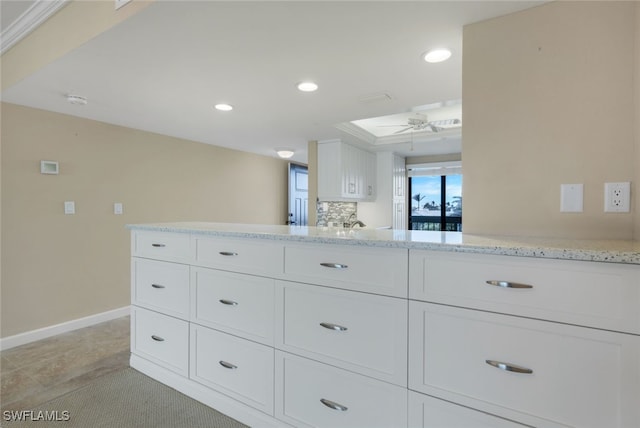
[380,115,461,134]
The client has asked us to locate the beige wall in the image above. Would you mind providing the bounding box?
[1,103,288,337]
[635,3,640,241]
[463,1,637,239]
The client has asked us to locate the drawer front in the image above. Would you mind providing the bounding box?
[410,250,640,334]
[190,325,274,415]
[408,301,640,428]
[408,391,526,428]
[276,281,407,386]
[132,258,190,320]
[284,243,408,297]
[275,351,408,428]
[131,307,189,376]
[193,236,284,276]
[132,231,193,264]
[191,268,275,345]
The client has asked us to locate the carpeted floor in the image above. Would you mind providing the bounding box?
[3,368,249,428]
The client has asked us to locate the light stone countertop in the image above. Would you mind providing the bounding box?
[127,222,640,265]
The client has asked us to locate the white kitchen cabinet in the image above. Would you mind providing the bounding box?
[408,301,640,428]
[275,280,407,386]
[317,139,376,201]
[283,242,408,297]
[131,306,189,377]
[409,250,640,334]
[275,351,408,428]
[129,226,640,428]
[408,391,527,428]
[190,324,275,415]
[132,258,190,320]
[190,267,275,346]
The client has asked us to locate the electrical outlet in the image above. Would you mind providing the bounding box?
[604,182,630,212]
[114,0,132,10]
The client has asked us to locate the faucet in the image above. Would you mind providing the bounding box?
[345,213,366,228]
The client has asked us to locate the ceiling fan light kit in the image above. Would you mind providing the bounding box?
[276,149,295,159]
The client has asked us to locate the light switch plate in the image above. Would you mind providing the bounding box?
[64,201,75,215]
[114,203,123,215]
[560,184,583,212]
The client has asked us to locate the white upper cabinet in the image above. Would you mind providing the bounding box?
[317,140,376,201]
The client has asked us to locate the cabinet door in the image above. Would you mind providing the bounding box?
[191,267,275,345]
[408,301,640,428]
[275,351,407,428]
[132,258,190,320]
[409,391,527,428]
[393,200,406,230]
[409,250,640,334]
[393,155,406,198]
[131,307,189,377]
[190,325,274,415]
[276,281,407,386]
[363,149,376,200]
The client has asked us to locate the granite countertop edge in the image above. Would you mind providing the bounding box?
[126,222,640,265]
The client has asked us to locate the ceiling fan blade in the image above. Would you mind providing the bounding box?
[394,127,413,134]
[378,124,408,127]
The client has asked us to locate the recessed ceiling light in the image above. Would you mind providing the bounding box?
[297,82,318,92]
[214,103,233,111]
[423,48,452,63]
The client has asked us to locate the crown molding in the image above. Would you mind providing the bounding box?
[1,0,69,55]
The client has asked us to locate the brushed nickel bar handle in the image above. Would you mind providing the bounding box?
[486,280,533,289]
[320,398,348,412]
[486,359,533,374]
[151,284,166,289]
[151,243,166,247]
[219,360,237,370]
[219,299,238,306]
[219,251,238,256]
[320,262,348,269]
[151,335,165,342]
[320,322,348,332]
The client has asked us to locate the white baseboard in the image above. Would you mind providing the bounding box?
[0,306,130,351]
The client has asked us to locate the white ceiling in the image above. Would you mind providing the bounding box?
[1,1,544,162]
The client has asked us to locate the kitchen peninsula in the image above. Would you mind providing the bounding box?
[128,222,640,428]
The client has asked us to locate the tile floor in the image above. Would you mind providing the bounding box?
[0,316,130,412]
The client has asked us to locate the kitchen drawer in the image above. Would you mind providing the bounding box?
[409,250,640,334]
[276,281,407,386]
[132,230,194,264]
[284,243,408,297]
[191,267,275,345]
[132,258,190,320]
[275,351,407,428]
[190,324,274,415]
[193,235,284,276]
[131,306,189,376]
[408,391,527,428]
[408,301,640,428]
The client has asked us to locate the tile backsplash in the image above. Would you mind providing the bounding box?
[316,201,357,227]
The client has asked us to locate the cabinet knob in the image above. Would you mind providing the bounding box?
[151,243,166,248]
[219,299,238,306]
[151,335,165,342]
[320,398,348,412]
[151,284,166,289]
[486,359,533,374]
[486,280,533,289]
